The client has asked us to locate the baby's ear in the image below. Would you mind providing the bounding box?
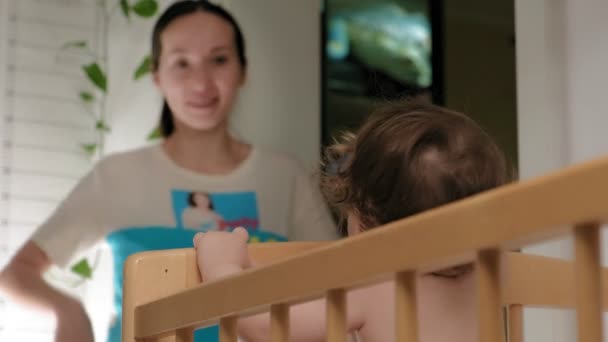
[232,227,249,241]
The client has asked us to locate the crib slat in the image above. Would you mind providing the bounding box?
[271,303,290,341]
[327,288,347,341]
[175,328,194,342]
[507,305,523,342]
[219,316,238,342]
[477,249,503,342]
[574,223,603,342]
[396,271,417,342]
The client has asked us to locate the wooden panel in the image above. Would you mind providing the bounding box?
[126,242,325,341]
[123,248,200,342]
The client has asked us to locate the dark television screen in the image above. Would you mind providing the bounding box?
[322,0,443,145]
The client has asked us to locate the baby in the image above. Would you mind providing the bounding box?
[194,101,511,341]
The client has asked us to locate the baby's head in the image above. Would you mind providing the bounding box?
[323,101,511,240]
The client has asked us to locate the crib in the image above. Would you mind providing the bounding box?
[122,156,608,342]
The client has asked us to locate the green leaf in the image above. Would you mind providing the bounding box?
[62,40,87,49]
[120,0,130,18]
[95,120,111,133]
[147,126,162,140]
[133,55,152,80]
[79,91,94,103]
[70,259,93,279]
[132,0,158,18]
[81,143,98,156]
[82,63,107,92]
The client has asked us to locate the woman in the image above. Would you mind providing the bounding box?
[0,1,336,341]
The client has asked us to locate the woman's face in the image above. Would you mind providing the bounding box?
[154,11,245,134]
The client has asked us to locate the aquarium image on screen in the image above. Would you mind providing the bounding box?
[325,0,433,98]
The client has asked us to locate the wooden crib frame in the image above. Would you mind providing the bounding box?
[123,156,608,341]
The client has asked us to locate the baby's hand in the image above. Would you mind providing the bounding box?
[193,227,251,281]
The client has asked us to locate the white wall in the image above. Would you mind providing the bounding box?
[105,0,324,169]
[564,0,608,164]
[103,2,162,157]
[516,0,608,340]
[223,0,323,169]
[564,1,608,337]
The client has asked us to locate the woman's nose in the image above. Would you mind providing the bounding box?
[189,69,214,93]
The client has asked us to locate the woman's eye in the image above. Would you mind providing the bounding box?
[213,56,228,64]
[168,58,188,69]
[177,59,189,68]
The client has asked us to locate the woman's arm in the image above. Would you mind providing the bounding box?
[0,241,94,342]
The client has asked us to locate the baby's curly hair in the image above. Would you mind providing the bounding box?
[322,100,512,276]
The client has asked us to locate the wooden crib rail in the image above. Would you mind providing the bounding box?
[124,251,608,341]
[122,242,326,342]
[126,156,608,341]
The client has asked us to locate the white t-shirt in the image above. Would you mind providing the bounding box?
[32,144,337,268]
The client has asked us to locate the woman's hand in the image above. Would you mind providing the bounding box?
[55,297,94,342]
[0,241,95,342]
[193,227,251,281]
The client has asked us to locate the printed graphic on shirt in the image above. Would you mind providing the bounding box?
[103,190,289,342]
[172,189,260,231]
